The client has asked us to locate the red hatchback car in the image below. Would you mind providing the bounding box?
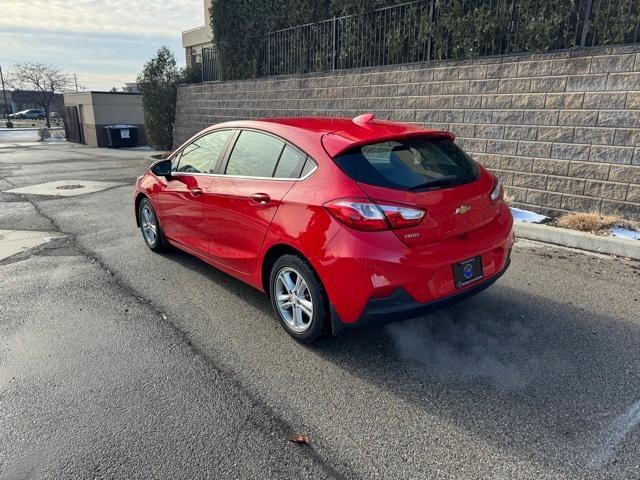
[134,115,514,343]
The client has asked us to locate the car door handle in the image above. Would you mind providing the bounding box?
[250,193,270,204]
[190,187,203,197]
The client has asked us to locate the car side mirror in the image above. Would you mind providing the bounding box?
[151,159,172,177]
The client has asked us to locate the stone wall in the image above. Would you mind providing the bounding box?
[175,44,640,220]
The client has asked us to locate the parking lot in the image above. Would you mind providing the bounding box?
[0,142,639,479]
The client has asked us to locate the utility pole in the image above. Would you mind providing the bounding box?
[74,73,78,92]
[0,65,10,126]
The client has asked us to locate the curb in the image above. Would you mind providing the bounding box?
[514,222,640,261]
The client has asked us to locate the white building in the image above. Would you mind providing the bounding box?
[182,0,214,66]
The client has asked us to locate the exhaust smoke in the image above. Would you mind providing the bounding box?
[385,307,532,390]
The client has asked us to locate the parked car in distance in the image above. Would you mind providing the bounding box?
[9,109,46,120]
[134,114,514,343]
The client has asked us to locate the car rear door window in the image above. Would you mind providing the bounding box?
[334,137,479,191]
[225,131,284,177]
[274,145,306,178]
[300,158,317,178]
[175,130,232,174]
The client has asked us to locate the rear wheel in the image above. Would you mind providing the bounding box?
[139,198,166,251]
[269,255,327,344]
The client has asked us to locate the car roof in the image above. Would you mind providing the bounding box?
[262,116,454,157]
[208,115,454,158]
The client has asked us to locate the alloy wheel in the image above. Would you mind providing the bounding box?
[141,205,157,246]
[275,267,314,333]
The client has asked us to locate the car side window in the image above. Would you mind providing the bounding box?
[225,131,284,177]
[274,145,306,178]
[175,130,232,174]
[300,158,317,178]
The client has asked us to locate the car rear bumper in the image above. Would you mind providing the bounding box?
[315,203,514,331]
[329,254,510,335]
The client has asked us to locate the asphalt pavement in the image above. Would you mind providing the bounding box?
[0,142,639,479]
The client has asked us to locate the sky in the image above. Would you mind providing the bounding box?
[0,0,206,91]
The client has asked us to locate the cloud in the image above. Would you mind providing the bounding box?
[0,0,205,90]
[0,0,204,38]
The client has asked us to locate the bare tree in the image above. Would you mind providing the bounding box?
[7,62,75,128]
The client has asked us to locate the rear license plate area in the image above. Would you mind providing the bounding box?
[453,256,483,288]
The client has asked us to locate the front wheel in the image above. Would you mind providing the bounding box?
[138,198,166,251]
[269,255,328,344]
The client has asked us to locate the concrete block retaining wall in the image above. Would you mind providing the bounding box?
[175,44,640,220]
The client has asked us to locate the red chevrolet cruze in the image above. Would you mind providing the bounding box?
[134,115,514,343]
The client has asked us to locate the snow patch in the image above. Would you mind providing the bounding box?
[510,207,548,224]
[0,127,65,143]
[610,227,640,241]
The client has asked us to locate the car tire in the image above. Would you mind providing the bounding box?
[138,198,166,252]
[269,254,328,344]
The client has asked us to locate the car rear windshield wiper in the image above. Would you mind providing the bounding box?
[408,175,460,190]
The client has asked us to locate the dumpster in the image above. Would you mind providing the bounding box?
[104,124,137,147]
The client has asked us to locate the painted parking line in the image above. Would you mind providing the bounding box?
[4,180,124,197]
[0,230,67,261]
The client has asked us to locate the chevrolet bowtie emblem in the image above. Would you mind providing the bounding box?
[455,204,471,215]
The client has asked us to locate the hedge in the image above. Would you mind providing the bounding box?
[209,0,640,80]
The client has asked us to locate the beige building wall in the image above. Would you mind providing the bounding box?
[182,0,213,66]
[63,92,94,144]
[90,93,144,124]
[63,92,146,147]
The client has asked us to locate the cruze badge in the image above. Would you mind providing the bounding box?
[455,204,471,215]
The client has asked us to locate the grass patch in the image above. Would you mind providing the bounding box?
[553,212,639,234]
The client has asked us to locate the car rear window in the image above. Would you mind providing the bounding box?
[334,137,479,191]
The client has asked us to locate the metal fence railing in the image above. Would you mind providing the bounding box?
[202,46,221,82]
[202,0,640,82]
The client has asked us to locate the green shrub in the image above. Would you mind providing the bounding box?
[180,62,203,84]
[208,0,639,81]
[137,47,179,150]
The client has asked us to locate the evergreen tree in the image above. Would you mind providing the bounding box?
[137,47,179,150]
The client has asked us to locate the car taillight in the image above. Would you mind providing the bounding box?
[324,198,425,231]
[490,177,504,203]
[377,204,426,228]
